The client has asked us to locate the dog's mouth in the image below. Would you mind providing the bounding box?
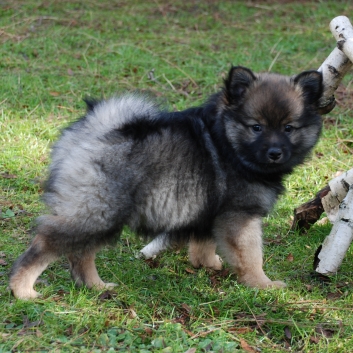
[267,158,287,165]
[267,160,283,165]
[240,156,288,171]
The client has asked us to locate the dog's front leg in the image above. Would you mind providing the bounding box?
[214,213,286,288]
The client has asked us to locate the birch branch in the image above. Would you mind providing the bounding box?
[315,185,353,274]
[317,16,353,114]
[330,16,353,61]
[321,169,353,222]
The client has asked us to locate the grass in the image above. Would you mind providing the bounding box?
[1,0,353,352]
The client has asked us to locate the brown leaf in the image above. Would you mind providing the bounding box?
[315,325,334,338]
[98,290,116,301]
[209,275,220,287]
[183,328,194,337]
[184,349,196,353]
[284,341,291,349]
[286,253,294,262]
[181,303,191,312]
[185,268,195,274]
[144,258,160,268]
[173,315,188,325]
[1,172,17,179]
[49,91,60,97]
[305,284,313,291]
[218,268,230,277]
[284,326,292,339]
[310,336,320,344]
[326,292,343,301]
[144,327,153,336]
[173,303,192,325]
[129,308,137,319]
[239,338,257,353]
[17,329,28,336]
[227,327,252,334]
[65,325,74,336]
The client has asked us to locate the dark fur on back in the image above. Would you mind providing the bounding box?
[10,66,324,299]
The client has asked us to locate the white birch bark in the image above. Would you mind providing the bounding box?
[316,185,353,274]
[315,18,353,275]
[330,16,353,62]
[317,48,352,111]
[317,16,353,111]
[321,168,353,222]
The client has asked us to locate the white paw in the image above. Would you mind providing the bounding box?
[140,234,169,259]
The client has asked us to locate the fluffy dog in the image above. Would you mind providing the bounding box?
[10,66,323,299]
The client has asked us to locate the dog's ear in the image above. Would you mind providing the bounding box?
[224,66,257,105]
[293,70,323,105]
[83,97,101,112]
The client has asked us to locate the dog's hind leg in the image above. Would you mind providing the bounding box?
[10,234,59,300]
[188,239,223,270]
[67,249,116,290]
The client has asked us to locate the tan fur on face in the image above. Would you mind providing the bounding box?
[214,213,286,288]
[244,74,304,127]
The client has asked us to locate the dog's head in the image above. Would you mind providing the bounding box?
[220,66,323,174]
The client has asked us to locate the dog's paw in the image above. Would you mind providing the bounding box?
[96,282,117,290]
[205,254,223,270]
[265,280,286,289]
[90,281,117,291]
[12,288,42,300]
[103,282,117,289]
[189,254,223,270]
[139,248,157,259]
[238,274,286,289]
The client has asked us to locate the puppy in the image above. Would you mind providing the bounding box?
[10,66,323,299]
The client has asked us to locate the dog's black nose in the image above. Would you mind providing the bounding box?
[268,148,282,161]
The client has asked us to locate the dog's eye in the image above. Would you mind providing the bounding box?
[252,125,262,132]
[284,125,293,133]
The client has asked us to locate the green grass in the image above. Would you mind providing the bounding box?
[1,0,353,352]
